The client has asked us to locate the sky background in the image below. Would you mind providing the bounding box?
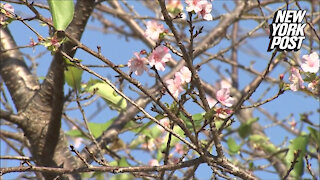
[1,0,319,179]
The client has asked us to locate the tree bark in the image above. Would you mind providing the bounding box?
[0,0,96,179]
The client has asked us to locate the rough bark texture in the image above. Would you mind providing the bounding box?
[0,0,96,179]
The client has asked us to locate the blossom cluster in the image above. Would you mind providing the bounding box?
[185,0,213,20]
[144,21,165,41]
[144,1,213,40]
[207,79,235,108]
[166,0,214,21]
[166,66,192,98]
[166,0,184,17]
[288,52,320,94]
[128,46,172,76]
[0,3,14,26]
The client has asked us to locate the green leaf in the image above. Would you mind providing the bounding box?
[110,174,134,180]
[238,117,259,139]
[249,134,279,154]
[90,172,105,180]
[157,149,163,161]
[48,0,74,31]
[118,157,130,167]
[128,135,146,149]
[308,127,320,146]
[88,121,114,138]
[66,129,84,138]
[64,58,83,92]
[179,112,204,130]
[214,121,223,129]
[109,160,118,166]
[249,134,267,143]
[132,121,154,135]
[192,113,204,121]
[66,117,115,138]
[285,135,309,178]
[84,79,127,111]
[204,108,216,120]
[249,162,255,170]
[227,137,240,155]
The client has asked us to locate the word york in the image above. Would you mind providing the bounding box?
[268,10,306,51]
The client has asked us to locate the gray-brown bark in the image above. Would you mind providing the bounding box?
[0,0,96,179]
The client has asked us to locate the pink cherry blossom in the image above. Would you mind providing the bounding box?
[289,67,305,91]
[50,36,60,50]
[169,157,180,164]
[167,0,183,15]
[71,126,83,148]
[308,80,317,90]
[185,0,202,13]
[288,119,297,130]
[73,137,83,149]
[165,67,191,98]
[148,46,171,71]
[128,52,148,76]
[141,139,156,151]
[157,118,170,132]
[219,79,232,89]
[216,108,233,119]
[307,80,319,95]
[144,21,165,41]
[166,75,184,98]
[185,0,212,21]
[174,143,185,155]
[0,3,14,23]
[216,88,235,107]
[148,159,160,166]
[175,66,192,83]
[300,52,320,73]
[198,1,212,20]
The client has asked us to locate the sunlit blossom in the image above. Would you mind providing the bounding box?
[128,52,148,76]
[308,80,319,95]
[216,88,235,107]
[71,126,83,148]
[0,3,14,24]
[300,52,320,73]
[166,75,184,98]
[185,0,212,21]
[148,46,171,71]
[308,80,317,91]
[141,138,156,151]
[289,67,305,91]
[50,36,60,50]
[185,0,202,13]
[166,0,183,16]
[175,66,192,83]
[148,159,160,166]
[1,3,14,17]
[157,118,170,132]
[165,66,191,98]
[144,21,165,41]
[174,143,185,155]
[169,156,180,164]
[198,1,212,20]
[288,119,297,130]
[219,79,232,89]
[216,108,233,119]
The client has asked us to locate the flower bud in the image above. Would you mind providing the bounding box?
[279,74,284,80]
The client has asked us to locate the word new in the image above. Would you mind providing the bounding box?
[268,10,306,51]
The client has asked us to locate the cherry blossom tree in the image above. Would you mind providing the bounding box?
[0,0,319,180]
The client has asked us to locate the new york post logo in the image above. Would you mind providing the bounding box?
[268,10,306,51]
